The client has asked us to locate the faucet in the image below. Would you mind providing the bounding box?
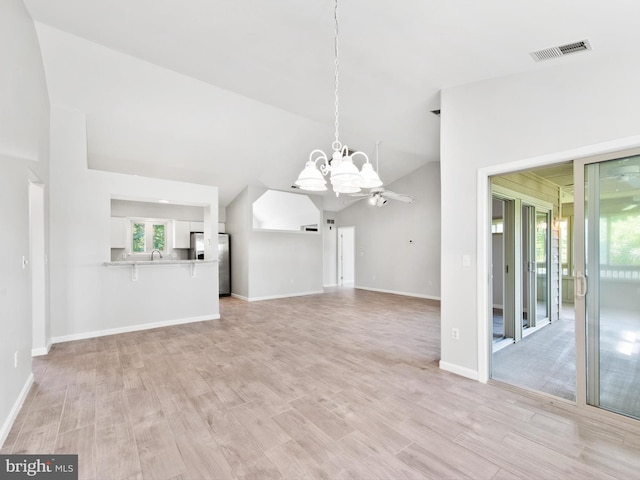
[150,249,163,261]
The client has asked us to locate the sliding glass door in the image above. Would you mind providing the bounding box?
[575,154,640,419]
[521,205,551,331]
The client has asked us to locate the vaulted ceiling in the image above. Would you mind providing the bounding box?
[23,0,640,210]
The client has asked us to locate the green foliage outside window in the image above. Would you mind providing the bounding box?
[132,223,146,252]
[153,224,166,251]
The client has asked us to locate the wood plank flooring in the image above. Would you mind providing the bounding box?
[3,288,640,479]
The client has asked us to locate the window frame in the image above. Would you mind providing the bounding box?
[128,217,170,255]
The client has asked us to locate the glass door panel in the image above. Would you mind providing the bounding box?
[535,210,550,323]
[583,155,640,419]
[522,206,532,329]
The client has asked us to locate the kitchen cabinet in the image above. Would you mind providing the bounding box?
[190,221,204,232]
[174,220,191,249]
[110,217,128,248]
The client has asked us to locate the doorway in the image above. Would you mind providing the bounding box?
[337,226,355,287]
[490,170,572,400]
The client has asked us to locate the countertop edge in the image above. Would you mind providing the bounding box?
[104,260,218,266]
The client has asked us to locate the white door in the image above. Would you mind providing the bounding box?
[337,226,355,287]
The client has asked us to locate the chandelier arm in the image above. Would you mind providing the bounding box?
[309,149,330,176]
[350,151,371,165]
[309,149,328,165]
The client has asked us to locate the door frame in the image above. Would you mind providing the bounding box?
[478,138,640,427]
[337,226,355,287]
[491,185,553,345]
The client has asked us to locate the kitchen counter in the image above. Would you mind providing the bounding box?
[104,259,216,281]
[104,259,217,266]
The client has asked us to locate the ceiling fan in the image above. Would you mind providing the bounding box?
[601,160,640,188]
[347,142,414,206]
[349,187,415,207]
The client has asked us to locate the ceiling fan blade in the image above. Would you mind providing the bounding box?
[382,191,414,203]
[347,193,371,198]
[628,176,640,188]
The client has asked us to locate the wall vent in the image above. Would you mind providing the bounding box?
[530,39,592,62]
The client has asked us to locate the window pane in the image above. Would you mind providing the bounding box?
[608,214,640,266]
[560,219,569,275]
[153,224,166,251]
[132,223,146,252]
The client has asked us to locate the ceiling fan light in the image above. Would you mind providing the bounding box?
[359,162,383,188]
[295,161,327,191]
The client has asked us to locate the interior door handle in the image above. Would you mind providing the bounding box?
[575,273,588,298]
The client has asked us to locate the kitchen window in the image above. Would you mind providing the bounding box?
[131,220,167,253]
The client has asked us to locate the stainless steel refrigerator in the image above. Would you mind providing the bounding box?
[218,233,231,296]
[189,232,205,259]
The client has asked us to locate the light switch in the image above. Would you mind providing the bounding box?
[462,255,471,267]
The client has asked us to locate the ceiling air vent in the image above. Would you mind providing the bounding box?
[530,39,592,62]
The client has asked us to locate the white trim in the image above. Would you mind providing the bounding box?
[439,361,479,381]
[492,304,504,309]
[245,290,324,302]
[50,314,219,344]
[31,342,52,357]
[231,293,249,301]
[355,286,440,301]
[323,283,338,288]
[0,373,34,448]
[477,169,491,383]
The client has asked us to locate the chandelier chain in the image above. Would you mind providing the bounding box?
[333,0,340,148]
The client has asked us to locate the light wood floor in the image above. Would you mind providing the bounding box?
[3,288,640,479]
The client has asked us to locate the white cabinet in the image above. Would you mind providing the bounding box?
[189,221,204,232]
[110,217,128,248]
[174,220,191,249]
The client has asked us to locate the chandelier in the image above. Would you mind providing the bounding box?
[295,0,383,195]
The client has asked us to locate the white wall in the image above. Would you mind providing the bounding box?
[225,187,250,298]
[440,53,640,380]
[336,162,441,299]
[226,186,324,301]
[111,199,205,222]
[49,106,219,340]
[0,0,50,446]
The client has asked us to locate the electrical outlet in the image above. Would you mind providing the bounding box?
[14,351,18,368]
[452,328,460,340]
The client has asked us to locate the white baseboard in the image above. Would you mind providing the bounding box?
[245,290,324,302]
[51,314,220,344]
[439,361,479,381]
[0,373,34,448]
[323,283,338,288]
[355,286,441,301]
[230,293,248,301]
[31,342,52,357]
[492,304,504,310]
